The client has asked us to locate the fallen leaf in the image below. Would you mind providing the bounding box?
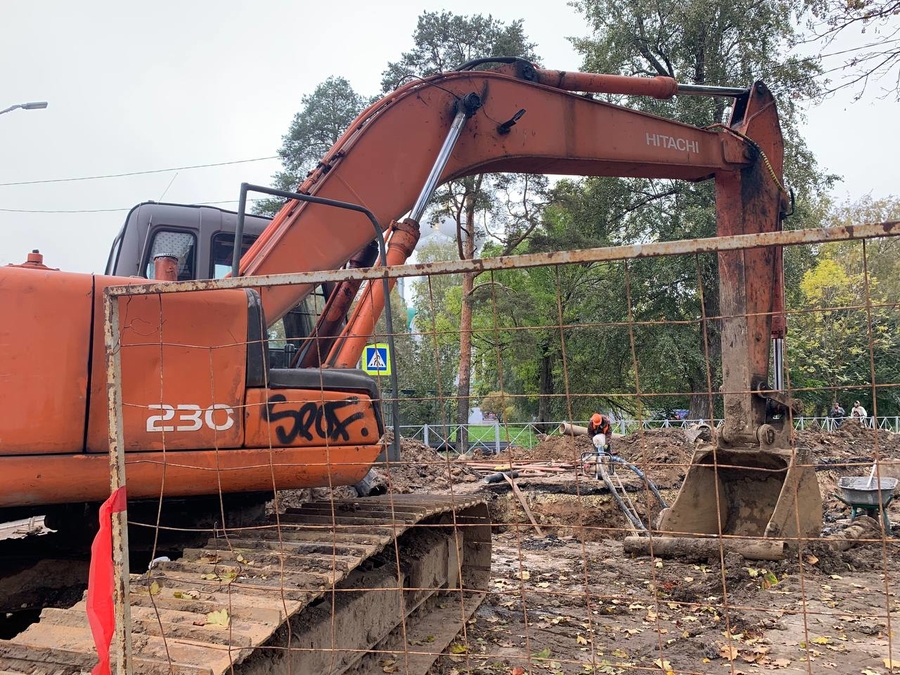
[449,643,468,654]
[771,660,791,669]
[173,589,200,599]
[533,647,552,660]
[511,668,526,675]
[206,609,229,627]
[653,658,672,671]
[518,570,531,581]
[862,669,881,675]
[885,658,900,670]
[805,555,819,565]
[149,581,160,595]
[812,636,832,645]
[830,574,843,580]
[236,553,246,563]
[720,645,739,661]
[200,573,219,581]
[611,649,628,659]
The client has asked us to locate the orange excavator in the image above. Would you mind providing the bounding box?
[0,58,820,673]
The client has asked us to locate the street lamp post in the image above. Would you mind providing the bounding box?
[0,101,49,116]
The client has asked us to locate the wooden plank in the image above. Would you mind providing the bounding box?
[503,474,544,537]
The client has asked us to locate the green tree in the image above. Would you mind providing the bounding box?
[545,0,832,419]
[408,238,464,429]
[788,196,900,416]
[381,12,535,90]
[256,76,367,215]
[382,11,542,450]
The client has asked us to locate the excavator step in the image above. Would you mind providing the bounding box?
[0,494,491,675]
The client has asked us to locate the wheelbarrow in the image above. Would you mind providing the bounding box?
[835,476,898,531]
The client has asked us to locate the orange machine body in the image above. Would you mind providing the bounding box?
[0,265,381,507]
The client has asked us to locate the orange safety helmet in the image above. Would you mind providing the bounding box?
[590,413,603,426]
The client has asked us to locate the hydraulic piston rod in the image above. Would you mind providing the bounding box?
[409,93,482,222]
[328,94,482,370]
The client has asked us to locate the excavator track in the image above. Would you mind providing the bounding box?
[0,494,491,675]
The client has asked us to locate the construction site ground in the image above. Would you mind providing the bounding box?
[378,423,900,675]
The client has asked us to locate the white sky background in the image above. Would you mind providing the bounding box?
[0,1,896,273]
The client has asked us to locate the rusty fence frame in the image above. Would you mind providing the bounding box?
[101,220,899,674]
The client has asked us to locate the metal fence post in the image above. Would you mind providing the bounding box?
[494,421,501,455]
[103,290,133,675]
[424,423,430,448]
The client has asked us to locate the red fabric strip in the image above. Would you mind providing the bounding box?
[86,486,127,675]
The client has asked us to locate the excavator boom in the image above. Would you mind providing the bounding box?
[240,64,761,328]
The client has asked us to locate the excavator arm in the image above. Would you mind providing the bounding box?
[239,62,774,319]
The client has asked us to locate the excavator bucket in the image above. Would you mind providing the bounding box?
[656,440,822,541]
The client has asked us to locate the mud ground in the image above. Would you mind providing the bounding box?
[379,423,900,675]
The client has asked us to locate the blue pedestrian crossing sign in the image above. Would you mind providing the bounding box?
[362,343,391,376]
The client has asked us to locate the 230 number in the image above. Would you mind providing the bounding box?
[146,404,235,433]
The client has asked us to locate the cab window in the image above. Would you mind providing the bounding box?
[210,232,256,279]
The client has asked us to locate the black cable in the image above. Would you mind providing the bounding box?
[0,156,278,188]
[0,198,266,214]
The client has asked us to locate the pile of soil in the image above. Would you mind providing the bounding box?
[273,435,483,509]
[492,434,593,463]
[377,435,482,494]
[796,420,900,462]
[613,428,694,488]
[491,428,693,488]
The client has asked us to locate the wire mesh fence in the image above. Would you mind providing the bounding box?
[76,221,900,674]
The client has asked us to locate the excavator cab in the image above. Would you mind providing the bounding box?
[104,202,331,367]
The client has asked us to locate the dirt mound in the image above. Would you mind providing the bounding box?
[378,436,482,494]
[493,433,593,463]
[500,428,693,488]
[796,422,900,461]
[614,428,694,487]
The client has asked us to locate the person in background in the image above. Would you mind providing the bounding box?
[851,400,868,426]
[588,413,613,454]
[829,401,845,429]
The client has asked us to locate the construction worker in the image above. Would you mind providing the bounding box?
[587,413,613,453]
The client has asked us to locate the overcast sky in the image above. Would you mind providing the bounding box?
[1,1,895,273]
